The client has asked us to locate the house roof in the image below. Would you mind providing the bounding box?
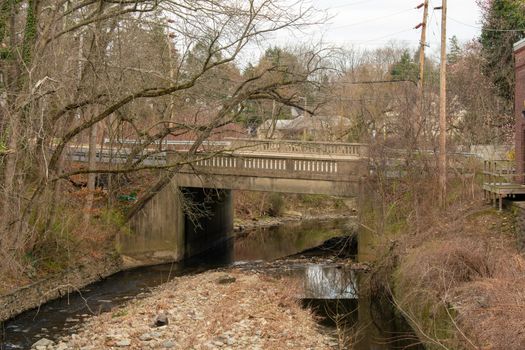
[259,115,351,131]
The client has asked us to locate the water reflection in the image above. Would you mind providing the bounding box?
[234,219,348,262]
[303,265,357,299]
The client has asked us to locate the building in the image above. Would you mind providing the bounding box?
[257,115,351,141]
[514,38,525,182]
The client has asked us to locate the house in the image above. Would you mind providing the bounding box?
[257,115,351,141]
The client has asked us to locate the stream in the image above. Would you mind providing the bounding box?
[1,218,423,349]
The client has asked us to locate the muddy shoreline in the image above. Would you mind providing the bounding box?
[0,255,122,323]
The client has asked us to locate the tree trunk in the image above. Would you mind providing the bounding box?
[84,119,99,221]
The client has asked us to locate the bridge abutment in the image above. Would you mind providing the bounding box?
[120,183,233,268]
[120,181,185,268]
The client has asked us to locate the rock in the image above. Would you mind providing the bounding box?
[139,333,153,341]
[55,343,68,350]
[284,210,302,218]
[216,275,236,284]
[154,312,169,327]
[150,331,162,338]
[115,339,131,347]
[162,340,176,348]
[32,338,54,348]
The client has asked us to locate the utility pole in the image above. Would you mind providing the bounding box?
[437,0,447,207]
[415,1,429,92]
[415,1,429,146]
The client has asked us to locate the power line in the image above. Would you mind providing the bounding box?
[354,28,415,43]
[329,7,415,30]
[328,0,382,9]
[449,16,525,32]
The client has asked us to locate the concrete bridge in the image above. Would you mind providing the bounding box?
[68,138,368,266]
[176,139,368,197]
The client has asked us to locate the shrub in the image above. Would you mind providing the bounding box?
[268,193,285,217]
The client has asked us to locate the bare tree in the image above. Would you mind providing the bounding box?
[0,0,330,272]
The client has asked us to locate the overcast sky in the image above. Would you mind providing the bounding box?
[284,0,482,56]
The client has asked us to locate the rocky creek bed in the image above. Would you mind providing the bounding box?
[31,270,336,350]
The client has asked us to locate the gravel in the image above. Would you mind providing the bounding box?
[43,270,334,349]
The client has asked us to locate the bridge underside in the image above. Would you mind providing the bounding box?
[175,173,361,197]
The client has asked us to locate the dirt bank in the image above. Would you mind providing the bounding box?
[38,270,335,350]
[386,202,525,349]
[0,254,121,322]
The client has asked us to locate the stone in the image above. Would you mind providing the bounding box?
[284,210,302,218]
[115,339,131,347]
[139,333,153,341]
[154,312,169,327]
[55,343,68,350]
[216,275,236,284]
[162,340,176,348]
[32,338,54,348]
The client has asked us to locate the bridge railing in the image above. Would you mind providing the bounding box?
[99,138,368,157]
[182,152,367,181]
[227,138,368,157]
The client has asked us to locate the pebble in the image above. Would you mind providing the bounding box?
[32,338,54,348]
[55,343,68,350]
[216,275,236,284]
[139,333,153,341]
[162,340,176,348]
[51,271,334,349]
[115,339,131,347]
[154,312,169,327]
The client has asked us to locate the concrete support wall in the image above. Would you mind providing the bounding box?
[121,181,185,268]
[121,182,234,268]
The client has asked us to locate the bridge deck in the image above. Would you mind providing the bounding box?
[67,139,369,196]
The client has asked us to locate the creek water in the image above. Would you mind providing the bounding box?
[1,218,423,350]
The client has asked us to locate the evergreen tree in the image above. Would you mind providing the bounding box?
[479,0,525,102]
[448,35,463,64]
[390,50,418,81]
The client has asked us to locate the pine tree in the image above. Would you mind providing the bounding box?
[448,35,462,64]
[479,0,525,102]
[391,50,418,81]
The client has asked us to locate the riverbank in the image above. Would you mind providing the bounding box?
[385,201,525,349]
[234,212,355,232]
[1,210,353,324]
[36,270,335,350]
[0,254,121,322]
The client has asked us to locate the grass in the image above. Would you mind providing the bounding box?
[385,202,524,349]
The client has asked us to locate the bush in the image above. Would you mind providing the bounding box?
[268,193,285,217]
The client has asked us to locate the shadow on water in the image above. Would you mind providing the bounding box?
[268,262,424,349]
[1,218,423,349]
